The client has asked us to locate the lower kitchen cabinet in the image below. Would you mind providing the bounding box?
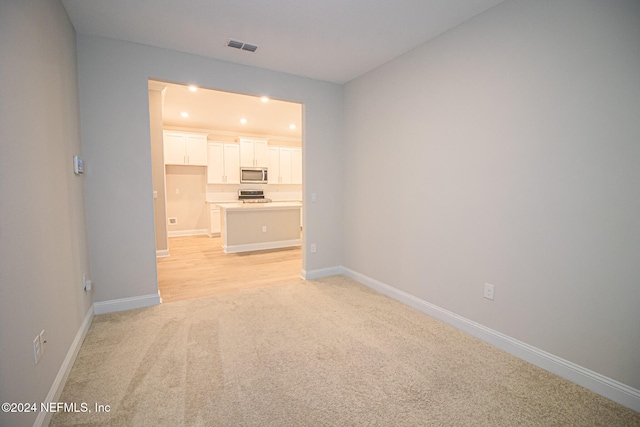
[208,204,221,236]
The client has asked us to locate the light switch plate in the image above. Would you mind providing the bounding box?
[73,155,83,175]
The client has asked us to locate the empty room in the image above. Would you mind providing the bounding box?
[1,0,639,426]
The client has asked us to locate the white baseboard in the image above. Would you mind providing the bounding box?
[223,239,301,254]
[168,229,208,238]
[340,266,640,413]
[301,266,342,280]
[156,249,170,258]
[34,304,94,427]
[94,293,161,315]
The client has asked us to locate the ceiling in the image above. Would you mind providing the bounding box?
[154,81,302,139]
[61,0,505,84]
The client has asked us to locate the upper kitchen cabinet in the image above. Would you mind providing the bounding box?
[163,131,208,166]
[268,146,292,184]
[291,148,302,184]
[268,146,302,184]
[239,137,268,167]
[207,142,240,184]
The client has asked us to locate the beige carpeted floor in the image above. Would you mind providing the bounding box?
[52,276,640,426]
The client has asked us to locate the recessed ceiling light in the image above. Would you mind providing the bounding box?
[240,118,247,124]
[188,86,198,92]
[289,124,297,129]
[181,112,189,118]
[260,96,269,103]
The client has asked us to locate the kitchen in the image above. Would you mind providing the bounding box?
[148,81,303,302]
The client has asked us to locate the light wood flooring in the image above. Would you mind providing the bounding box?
[157,235,302,303]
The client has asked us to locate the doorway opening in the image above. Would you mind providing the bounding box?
[148,80,303,302]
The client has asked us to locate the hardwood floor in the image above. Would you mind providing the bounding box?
[157,235,302,303]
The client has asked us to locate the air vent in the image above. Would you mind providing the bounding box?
[226,39,243,49]
[226,39,259,53]
[242,43,258,52]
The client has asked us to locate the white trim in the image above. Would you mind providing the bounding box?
[156,249,169,258]
[34,305,94,427]
[223,239,300,254]
[301,266,342,280]
[168,228,208,237]
[94,293,161,315]
[340,266,640,413]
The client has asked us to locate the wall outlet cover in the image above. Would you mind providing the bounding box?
[484,283,495,300]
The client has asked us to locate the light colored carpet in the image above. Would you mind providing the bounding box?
[52,275,639,426]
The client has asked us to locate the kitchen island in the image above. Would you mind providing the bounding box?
[217,202,302,253]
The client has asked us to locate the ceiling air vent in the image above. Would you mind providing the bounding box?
[226,39,259,53]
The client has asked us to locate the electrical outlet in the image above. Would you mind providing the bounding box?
[168,217,177,225]
[33,335,42,364]
[39,330,47,355]
[262,225,267,233]
[484,283,495,300]
[310,243,317,253]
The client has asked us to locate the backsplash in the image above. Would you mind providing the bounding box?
[206,184,302,202]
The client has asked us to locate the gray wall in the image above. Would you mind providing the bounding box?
[343,0,640,389]
[76,35,344,303]
[0,1,93,426]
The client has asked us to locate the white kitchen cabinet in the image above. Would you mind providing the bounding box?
[239,137,268,167]
[163,131,208,166]
[279,148,292,184]
[207,142,240,184]
[208,204,221,236]
[291,148,302,184]
[268,147,281,184]
[268,146,301,184]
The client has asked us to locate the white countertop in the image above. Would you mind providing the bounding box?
[216,201,302,211]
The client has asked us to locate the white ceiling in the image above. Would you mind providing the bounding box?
[61,0,505,84]
[155,81,302,139]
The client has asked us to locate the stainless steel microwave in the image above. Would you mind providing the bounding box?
[240,167,268,184]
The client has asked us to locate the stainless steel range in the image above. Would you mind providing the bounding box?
[238,189,272,203]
